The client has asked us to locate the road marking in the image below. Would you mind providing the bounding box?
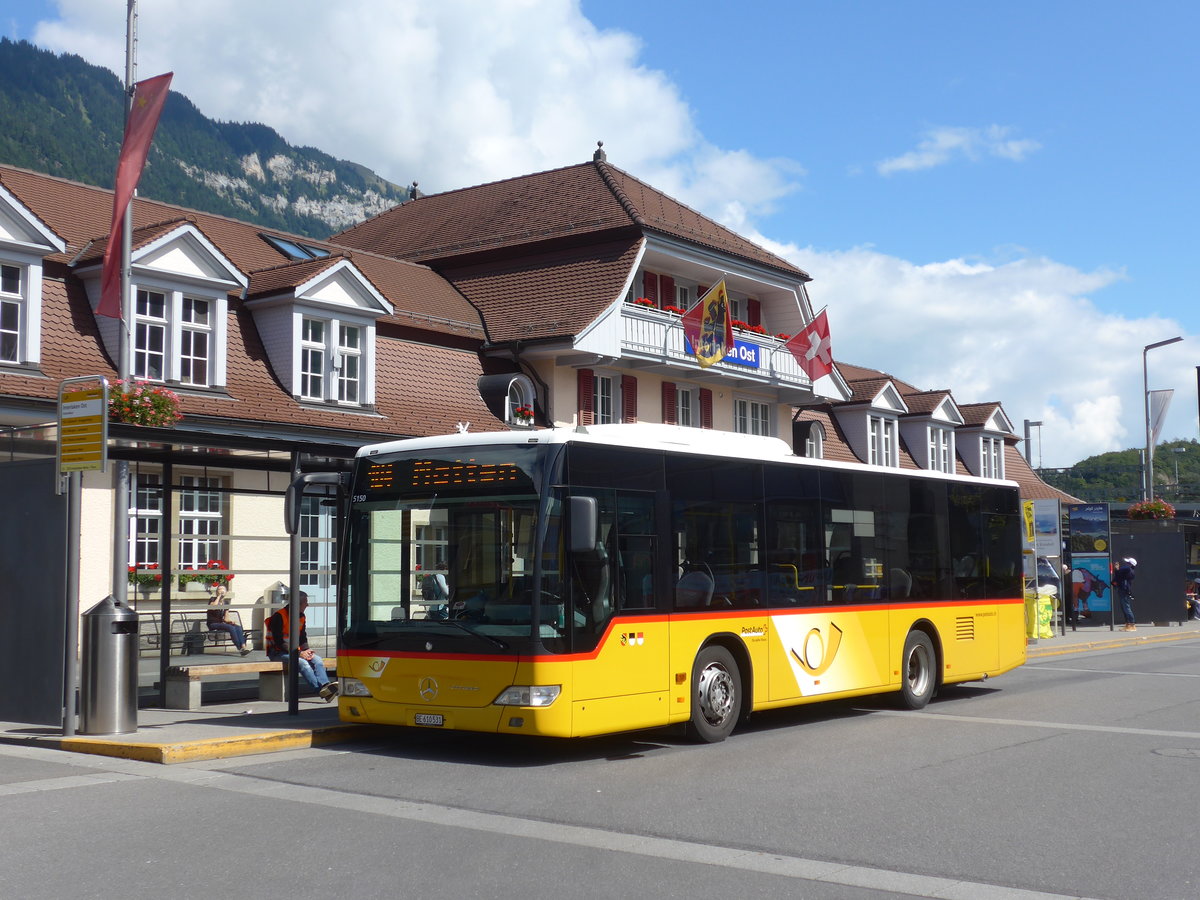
[873,710,1200,740]
[1027,664,1200,679]
[0,745,1101,899]
[187,771,1097,900]
[0,772,139,795]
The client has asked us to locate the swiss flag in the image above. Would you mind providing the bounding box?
[784,309,834,381]
[97,73,173,319]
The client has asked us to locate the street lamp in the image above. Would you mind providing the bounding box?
[1023,419,1043,467]
[1173,446,1187,486]
[1143,335,1183,500]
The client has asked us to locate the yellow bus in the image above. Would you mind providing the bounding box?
[331,424,1025,742]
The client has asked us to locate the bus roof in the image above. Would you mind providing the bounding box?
[357,423,1017,488]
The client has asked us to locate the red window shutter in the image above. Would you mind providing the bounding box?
[697,284,709,300]
[661,381,677,425]
[621,374,638,423]
[747,298,761,327]
[642,272,659,306]
[578,368,595,426]
[700,388,713,430]
[660,275,675,308]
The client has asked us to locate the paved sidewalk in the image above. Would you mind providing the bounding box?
[3,620,1197,765]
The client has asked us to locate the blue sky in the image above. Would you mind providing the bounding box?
[4,0,1198,468]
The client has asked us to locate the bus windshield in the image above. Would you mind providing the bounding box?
[342,445,566,653]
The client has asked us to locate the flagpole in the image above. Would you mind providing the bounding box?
[112,0,137,607]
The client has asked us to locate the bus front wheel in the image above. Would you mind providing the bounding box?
[900,630,936,709]
[688,646,741,743]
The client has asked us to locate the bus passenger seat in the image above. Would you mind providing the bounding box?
[676,570,715,607]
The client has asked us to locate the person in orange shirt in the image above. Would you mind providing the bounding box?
[265,592,337,701]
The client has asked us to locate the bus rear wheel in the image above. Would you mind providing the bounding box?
[688,646,740,743]
[900,630,936,709]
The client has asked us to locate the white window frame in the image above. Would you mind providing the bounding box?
[294,312,374,407]
[505,376,536,426]
[0,263,21,365]
[675,285,690,308]
[676,386,698,428]
[129,278,227,388]
[127,471,163,569]
[928,425,954,474]
[178,475,225,571]
[594,373,617,424]
[869,415,898,467]
[805,421,825,458]
[980,436,1004,479]
[735,396,772,436]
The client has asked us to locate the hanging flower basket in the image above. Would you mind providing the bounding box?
[128,563,163,587]
[179,559,235,589]
[108,380,182,427]
[1126,498,1175,520]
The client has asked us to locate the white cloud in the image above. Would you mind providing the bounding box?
[30,1,1192,469]
[877,125,1041,175]
[747,234,1194,468]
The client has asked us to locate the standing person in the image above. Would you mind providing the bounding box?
[265,592,338,701]
[1113,557,1137,632]
[207,582,250,655]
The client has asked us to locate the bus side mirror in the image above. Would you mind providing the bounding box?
[285,472,346,535]
[568,496,598,554]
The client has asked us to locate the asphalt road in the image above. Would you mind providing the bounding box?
[3,637,1199,900]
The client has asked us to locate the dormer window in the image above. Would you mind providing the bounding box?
[868,415,898,467]
[0,263,22,363]
[928,426,954,474]
[132,287,221,387]
[980,436,1004,479]
[805,421,825,458]
[300,317,363,404]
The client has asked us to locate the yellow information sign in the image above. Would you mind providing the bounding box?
[59,386,107,472]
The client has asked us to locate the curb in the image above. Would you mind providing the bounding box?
[1,723,385,765]
[1027,630,1199,659]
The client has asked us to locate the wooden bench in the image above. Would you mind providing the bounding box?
[164,658,337,710]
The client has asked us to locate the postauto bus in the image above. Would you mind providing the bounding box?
[329,424,1025,742]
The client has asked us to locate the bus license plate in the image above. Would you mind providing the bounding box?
[414,713,444,727]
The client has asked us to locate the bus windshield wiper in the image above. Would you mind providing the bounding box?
[425,620,509,649]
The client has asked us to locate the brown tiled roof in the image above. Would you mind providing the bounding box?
[794,409,858,465]
[958,402,1006,430]
[833,361,923,395]
[440,238,642,343]
[334,160,810,280]
[0,270,500,438]
[843,377,894,405]
[245,255,350,300]
[901,390,953,416]
[0,165,483,339]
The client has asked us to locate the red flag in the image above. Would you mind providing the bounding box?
[784,309,834,381]
[97,72,173,318]
[681,279,733,368]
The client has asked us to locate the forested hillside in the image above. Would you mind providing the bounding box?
[0,39,407,237]
[1039,440,1200,503]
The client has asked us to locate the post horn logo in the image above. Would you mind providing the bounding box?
[791,622,844,676]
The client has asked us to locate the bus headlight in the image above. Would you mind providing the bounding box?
[493,685,561,707]
[340,677,373,698]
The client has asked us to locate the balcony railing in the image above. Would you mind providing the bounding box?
[621,304,812,391]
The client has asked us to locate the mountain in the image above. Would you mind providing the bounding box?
[1038,440,1199,504]
[0,38,408,238]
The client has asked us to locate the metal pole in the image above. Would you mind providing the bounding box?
[112,0,137,607]
[62,471,81,736]
[288,451,302,716]
[1144,347,1152,501]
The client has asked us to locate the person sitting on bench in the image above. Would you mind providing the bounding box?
[265,592,337,701]
[207,583,250,655]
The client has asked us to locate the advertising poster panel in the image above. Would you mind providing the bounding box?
[1033,498,1062,559]
[1068,502,1112,617]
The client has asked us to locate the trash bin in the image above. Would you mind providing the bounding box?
[79,595,138,735]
